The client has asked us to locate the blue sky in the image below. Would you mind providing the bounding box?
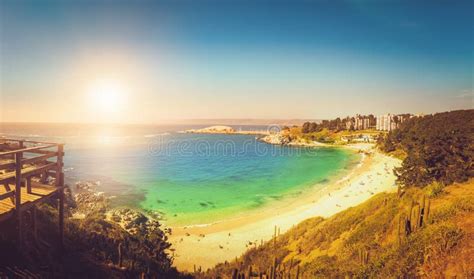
[0,0,473,123]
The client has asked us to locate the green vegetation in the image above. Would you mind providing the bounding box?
[301,115,376,133]
[0,190,190,278]
[300,128,335,143]
[425,181,446,198]
[204,181,474,278]
[282,125,379,145]
[380,110,474,187]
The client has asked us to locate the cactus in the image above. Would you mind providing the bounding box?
[273,225,277,248]
[408,201,414,232]
[419,202,423,228]
[426,199,431,223]
[272,257,277,279]
[405,216,412,236]
[397,214,402,245]
[419,196,430,227]
[288,258,294,275]
[413,204,420,232]
[358,247,369,265]
[402,196,431,239]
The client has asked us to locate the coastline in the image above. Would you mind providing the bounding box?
[185,125,269,136]
[169,143,401,271]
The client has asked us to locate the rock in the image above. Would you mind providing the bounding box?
[106,208,163,236]
[74,191,108,214]
[260,133,291,145]
[75,180,100,191]
[187,125,235,134]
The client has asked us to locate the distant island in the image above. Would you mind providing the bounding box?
[186,125,236,134]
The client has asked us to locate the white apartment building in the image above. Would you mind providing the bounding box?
[376,114,411,131]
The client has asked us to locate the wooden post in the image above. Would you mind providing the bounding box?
[15,152,22,246]
[56,144,64,185]
[26,177,32,194]
[56,144,64,250]
[19,140,24,155]
[40,172,47,184]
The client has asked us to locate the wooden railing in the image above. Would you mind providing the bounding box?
[0,138,65,244]
[0,138,64,198]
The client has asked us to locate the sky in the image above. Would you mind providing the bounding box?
[0,0,473,123]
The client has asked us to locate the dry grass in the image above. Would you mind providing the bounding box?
[203,180,474,278]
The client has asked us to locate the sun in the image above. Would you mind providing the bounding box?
[87,79,126,113]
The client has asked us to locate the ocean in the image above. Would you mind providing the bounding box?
[0,123,359,226]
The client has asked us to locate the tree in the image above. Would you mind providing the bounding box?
[381,110,474,187]
[302,122,311,133]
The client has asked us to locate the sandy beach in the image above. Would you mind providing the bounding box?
[169,143,401,271]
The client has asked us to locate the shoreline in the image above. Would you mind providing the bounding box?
[164,145,359,229]
[69,140,400,272]
[169,143,401,271]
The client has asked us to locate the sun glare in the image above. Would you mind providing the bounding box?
[87,79,126,114]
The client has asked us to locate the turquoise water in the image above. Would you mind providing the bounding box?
[136,134,358,225]
[1,124,358,226]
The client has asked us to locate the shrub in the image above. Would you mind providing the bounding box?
[425,181,445,197]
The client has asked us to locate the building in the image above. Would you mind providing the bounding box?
[376,113,412,131]
[345,119,352,130]
[377,114,392,131]
[354,115,371,130]
[343,115,374,131]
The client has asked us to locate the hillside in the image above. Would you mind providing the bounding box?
[204,180,474,278]
[201,110,474,278]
